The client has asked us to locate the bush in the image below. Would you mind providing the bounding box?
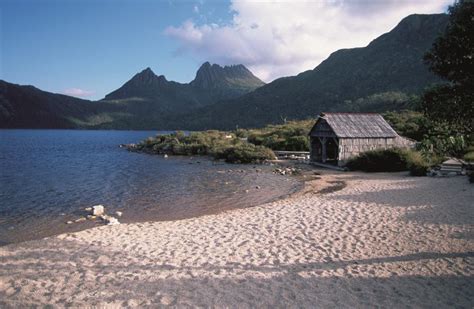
[286,136,310,151]
[346,148,409,172]
[464,146,474,162]
[465,152,474,161]
[383,110,431,141]
[245,120,313,151]
[418,134,467,158]
[137,130,275,164]
[468,173,474,183]
[405,151,430,176]
[346,148,432,175]
[216,144,276,164]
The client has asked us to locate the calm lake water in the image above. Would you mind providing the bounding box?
[0,130,302,245]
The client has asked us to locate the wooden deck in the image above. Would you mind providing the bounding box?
[273,151,310,160]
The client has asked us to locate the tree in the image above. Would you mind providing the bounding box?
[422,0,474,135]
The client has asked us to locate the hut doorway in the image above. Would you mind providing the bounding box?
[310,137,339,165]
[310,138,322,162]
[325,138,339,164]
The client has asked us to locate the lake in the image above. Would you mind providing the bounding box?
[0,130,302,245]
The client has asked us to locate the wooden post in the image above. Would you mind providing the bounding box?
[320,137,327,163]
[332,137,339,161]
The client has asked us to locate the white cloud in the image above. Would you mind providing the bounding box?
[62,88,95,98]
[164,0,451,82]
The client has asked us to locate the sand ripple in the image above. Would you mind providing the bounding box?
[1,172,473,307]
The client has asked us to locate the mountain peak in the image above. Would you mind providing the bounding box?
[104,67,168,100]
[191,62,265,89]
[133,67,157,80]
[125,67,169,85]
[367,13,448,49]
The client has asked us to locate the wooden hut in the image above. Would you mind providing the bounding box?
[309,112,414,166]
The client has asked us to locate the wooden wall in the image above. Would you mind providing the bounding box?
[338,138,394,164]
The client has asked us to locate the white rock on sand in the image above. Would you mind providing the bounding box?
[0,173,473,307]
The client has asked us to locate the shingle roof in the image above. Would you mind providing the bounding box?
[315,113,398,138]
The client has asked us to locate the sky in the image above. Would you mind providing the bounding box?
[1,0,452,100]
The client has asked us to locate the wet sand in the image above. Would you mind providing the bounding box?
[0,171,473,307]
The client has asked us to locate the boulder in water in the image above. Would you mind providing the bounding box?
[101,215,120,225]
[92,205,105,216]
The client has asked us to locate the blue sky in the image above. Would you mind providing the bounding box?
[1,0,450,100]
[1,0,233,99]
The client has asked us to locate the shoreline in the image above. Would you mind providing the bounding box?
[1,170,472,307]
[0,159,312,247]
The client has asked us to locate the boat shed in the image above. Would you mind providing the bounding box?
[309,112,415,166]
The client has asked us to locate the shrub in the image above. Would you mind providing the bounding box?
[346,148,432,175]
[464,146,474,162]
[346,148,409,172]
[245,120,313,151]
[285,136,310,151]
[235,129,249,138]
[418,134,467,158]
[137,130,275,164]
[467,161,474,183]
[383,110,431,141]
[216,144,276,164]
[468,172,474,183]
[405,151,430,176]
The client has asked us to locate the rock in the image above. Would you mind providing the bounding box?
[115,211,123,217]
[256,186,261,189]
[84,207,92,211]
[106,217,120,225]
[92,205,105,216]
[101,215,120,225]
[66,221,73,225]
[74,217,86,223]
[86,215,97,220]
[245,190,249,193]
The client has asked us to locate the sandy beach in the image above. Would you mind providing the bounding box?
[1,171,473,307]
